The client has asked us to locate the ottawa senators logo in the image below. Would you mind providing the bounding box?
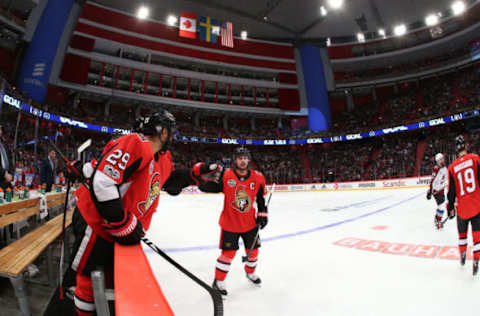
[231,185,251,213]
[137,172,162,216]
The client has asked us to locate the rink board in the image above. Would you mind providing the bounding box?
[179,176,432,194]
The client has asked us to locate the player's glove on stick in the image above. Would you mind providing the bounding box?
[191,162,223,185]
[65,160,84,181]
[103,212,145,245]
[256,210,268,229]
[426,191,432,200]
[446,203,456,219]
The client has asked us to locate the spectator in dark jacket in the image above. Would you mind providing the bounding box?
[39,149,56,192]
[0,125,13,191]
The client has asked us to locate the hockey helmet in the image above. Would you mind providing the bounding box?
[435,153,444,163]
[455,135,466,153]
[133,110,176,137]
[233,147,251,160]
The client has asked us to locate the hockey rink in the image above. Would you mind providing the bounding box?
[143,187,480,316]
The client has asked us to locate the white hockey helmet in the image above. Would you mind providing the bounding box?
[435,153,444,163]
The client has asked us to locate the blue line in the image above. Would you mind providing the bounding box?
[146,192,423,254]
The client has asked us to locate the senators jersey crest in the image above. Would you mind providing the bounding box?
[232,185,252,213]
[137,172,162,216]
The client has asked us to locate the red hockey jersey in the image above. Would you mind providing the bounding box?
[219,168,266,233]
[447,153,480,220]
[75,133,173,241]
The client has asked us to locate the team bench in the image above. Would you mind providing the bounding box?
[0,192,72,316]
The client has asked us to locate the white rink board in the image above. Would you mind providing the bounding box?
[143,186,480,316]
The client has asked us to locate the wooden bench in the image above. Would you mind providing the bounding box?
[0,193,66,243]
[0,199,40,242]
[0,192,72,316]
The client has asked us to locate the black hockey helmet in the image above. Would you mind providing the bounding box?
[455,135,466,153]
[133,110,176,137]
[233,147,251,160]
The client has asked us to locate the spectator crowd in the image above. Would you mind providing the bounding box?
[0,63,479,186]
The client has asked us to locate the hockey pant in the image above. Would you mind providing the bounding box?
[71,208,114,315]
[457,212,480,260]
[215,227,260,281]
[434,193,446,220]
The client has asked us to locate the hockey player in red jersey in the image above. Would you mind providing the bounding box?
[193,147,268,296]
[426,153,448,229]
[447,135,480,275]
[71,111,216,315]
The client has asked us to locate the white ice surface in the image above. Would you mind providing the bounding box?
[144,188,480,316]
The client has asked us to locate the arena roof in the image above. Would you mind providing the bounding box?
[90,0,475,42]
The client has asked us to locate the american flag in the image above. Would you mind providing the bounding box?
[220,21,234,48]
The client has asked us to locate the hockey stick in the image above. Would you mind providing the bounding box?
[47,138,91,300]
[48,140,223,316]
[242,183,276,263]
[142,238,224,316]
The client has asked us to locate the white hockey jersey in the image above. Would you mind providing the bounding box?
[430,165,447,194]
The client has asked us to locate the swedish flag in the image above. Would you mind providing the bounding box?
[199,16,218,44]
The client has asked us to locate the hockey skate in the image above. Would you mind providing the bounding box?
[212,279,227,296]
[460,251,467,266]
[473,259,479,276]
[246,272,262,286]
[434,216,443,230]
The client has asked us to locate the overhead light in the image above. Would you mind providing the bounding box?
[320,6,328,16]
[425,14,439,26]
[378,28,386,38]
[241,30,248,40]
[327,0,344,10]
[137,6,149,20]
[393,24,407,36]
[167,15,178,26]
[357,32,365,42]
[451,1,466,15]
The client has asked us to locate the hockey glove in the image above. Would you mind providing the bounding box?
[103,212,145,245]
[426,191,432,200]
[447,204,456,219]
[191,162,223,185]
[65,160,84,181]
[256,211,268,229]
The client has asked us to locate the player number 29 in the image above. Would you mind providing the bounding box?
[106,149,130,170]
[457,168,476,196]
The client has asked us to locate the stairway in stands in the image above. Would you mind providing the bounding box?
[414,140,427,176]
[362,148,381,179]
[298,147,313,182]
